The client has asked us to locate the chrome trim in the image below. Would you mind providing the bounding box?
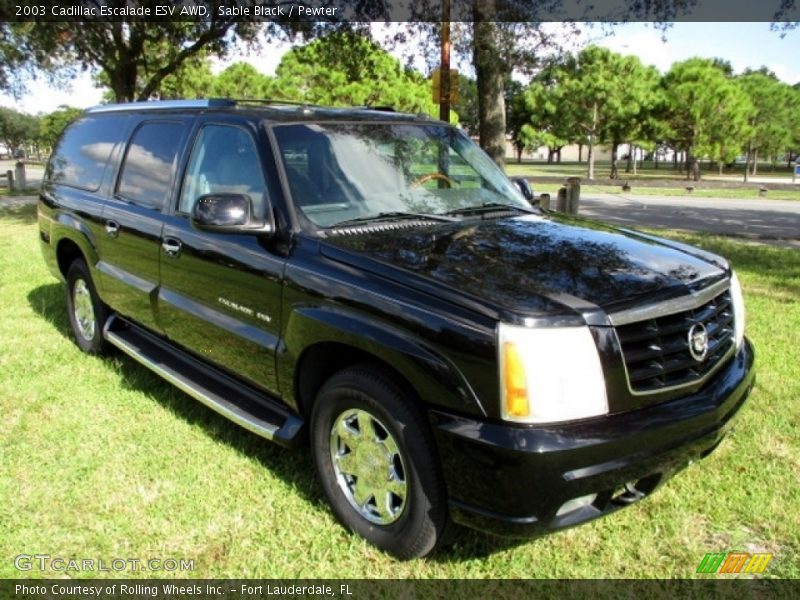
[608,278,730,326]
[103,323,280,441]
[617,340,736,397]
[87,99,236,114]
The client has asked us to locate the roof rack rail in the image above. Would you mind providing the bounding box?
[86,99,237,113]
[232,98,324,108]
[361,105,396,112]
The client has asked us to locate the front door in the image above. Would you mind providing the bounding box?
[157,122,284,394]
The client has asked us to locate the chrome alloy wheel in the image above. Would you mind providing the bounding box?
[329,408,408,525]
[72,278,96,341]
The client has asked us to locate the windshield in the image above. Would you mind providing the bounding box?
[271,122,528,227]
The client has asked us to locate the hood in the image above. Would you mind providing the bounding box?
[319,214,727,322]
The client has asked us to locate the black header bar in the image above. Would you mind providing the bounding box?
[3,0,800,23]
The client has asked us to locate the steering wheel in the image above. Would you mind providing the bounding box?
[412,172,456,188]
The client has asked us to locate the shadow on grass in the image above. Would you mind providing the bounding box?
[0,202,37,225]
[26,282,523,560]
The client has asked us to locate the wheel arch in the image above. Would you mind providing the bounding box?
[52,213,101,279]
[281,306,486,420]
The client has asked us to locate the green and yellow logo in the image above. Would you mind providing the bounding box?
[696,552,773,575]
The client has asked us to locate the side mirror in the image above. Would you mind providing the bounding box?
[514,177,536,205]
[190,193,273,234]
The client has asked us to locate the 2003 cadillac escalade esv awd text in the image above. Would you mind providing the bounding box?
[38,99,755,559]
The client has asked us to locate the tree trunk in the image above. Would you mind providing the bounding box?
[587,103,597,180]
[610,142,619,179]
[718,161,724,176]
[687,152,701,181]
[578,143,583,162]
[744,144,750,182]
[473,14,506,169]
[516,146,522,163]
[111,62,139,103]
[557,147,562,163]
[752,148,759,176]
[547,148,554,164]
[625,145,633,173]
[633,146,638,175]
[673,151,678,170]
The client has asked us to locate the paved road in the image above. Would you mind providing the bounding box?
[579,192,800,243]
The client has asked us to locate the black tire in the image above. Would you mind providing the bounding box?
[310,365,450,559]
[65,259,109,354]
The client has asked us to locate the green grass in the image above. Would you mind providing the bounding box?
[506,159,798,181]
[507,161,800,202]
[1,204,798,579]
[528,182,800,201]
[0,186,39,197]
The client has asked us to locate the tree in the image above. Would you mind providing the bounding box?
[4,11,261,102]
[601,57,661,179]
[38,106,83,151]
[272,31,441,117]
[520,63,576,165]
[453,74,479,136]
[210,62,274,99]
[0,107,38,153]
[527,47,657,180]
[663,58,753,181]
[738,71,798,179]
[506,80,535,163]
[95,48,216,102]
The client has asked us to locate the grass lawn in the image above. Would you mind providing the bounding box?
[1,203,798,579]
[506,161,800,202]
[528,182,800,202]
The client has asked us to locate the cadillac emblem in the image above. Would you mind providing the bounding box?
[688,323,709,362]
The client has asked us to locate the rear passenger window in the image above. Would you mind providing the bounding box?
[116,121,184,210]
[45,115,127,191]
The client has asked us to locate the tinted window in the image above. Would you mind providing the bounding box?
[179,124,266,216]
[45,115,127,191]
[272,123,525,227]
[117,121,184,210]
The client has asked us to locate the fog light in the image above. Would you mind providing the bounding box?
[555,493,597,517]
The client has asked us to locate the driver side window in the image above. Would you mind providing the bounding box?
[179,125,266,216]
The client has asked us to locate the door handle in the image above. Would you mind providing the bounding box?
[161,237,182,257]
[105,220,120,238]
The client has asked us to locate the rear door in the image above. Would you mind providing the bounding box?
[157,120,285,395]
[98,118,190,331]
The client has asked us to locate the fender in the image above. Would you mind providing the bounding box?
[278,304,488,418]
[52,210,102,281]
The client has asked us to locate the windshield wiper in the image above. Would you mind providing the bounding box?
[330,211,458,228]
[443,202,535,217]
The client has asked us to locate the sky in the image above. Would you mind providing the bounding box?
[2,21,799,115]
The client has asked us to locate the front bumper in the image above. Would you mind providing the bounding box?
[430,338,755,537]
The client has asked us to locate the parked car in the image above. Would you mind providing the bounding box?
[38,99,754,559]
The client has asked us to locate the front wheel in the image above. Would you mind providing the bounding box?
[311,365,450,559]
[65,259,109,354]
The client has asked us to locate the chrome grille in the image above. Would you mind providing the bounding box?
[616,289,735,393]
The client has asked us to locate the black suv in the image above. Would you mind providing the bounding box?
[39,99,754,559]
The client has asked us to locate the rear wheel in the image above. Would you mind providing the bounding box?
[66,259,109,354]
[311,365,450,559]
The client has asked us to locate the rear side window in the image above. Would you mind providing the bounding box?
[45,115,127,191]
[117,121,185,210]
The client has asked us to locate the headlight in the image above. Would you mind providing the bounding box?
[497,323,608,424]
[730,270,746,349]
